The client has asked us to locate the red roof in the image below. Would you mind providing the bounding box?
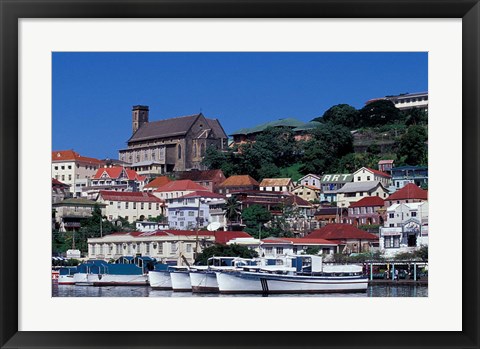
[52,150,103,164]
[92,166,146,181]
[144,176,172,189]
[308,224,378,241]
[366,167,391,178]
[99,191,164,203]
[262,238,337,245]
[155,180,210,193]
[52,178,69,187]
[349,196,385,208]
[387,183,428,201]
[179,191,226,199]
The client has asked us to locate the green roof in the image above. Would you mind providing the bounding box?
[230,118,307,136]
[292,121,322,132]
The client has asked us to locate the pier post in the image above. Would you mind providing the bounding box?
[370,263,373,281]
[414,263,417,281]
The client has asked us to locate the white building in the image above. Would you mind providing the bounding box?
[380,202,429,257]
[366,92,428,112]
[97,191,165,223]
[353,167,391,187]
[297,174,321,189]
[166,191,226,230]
[336,181,390,208]
[83,166,147,199]
[87,230,252,265]
[52,150,103,197]
[153,179,210,200]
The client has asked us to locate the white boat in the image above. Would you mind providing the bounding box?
[190,257,256,293]
[216,255,368,294]
[57,267,77,285]
[170,266,191,292]
[148,264,175,290]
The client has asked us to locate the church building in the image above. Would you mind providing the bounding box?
[119,105,228,176]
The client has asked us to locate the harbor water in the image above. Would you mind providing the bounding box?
[53,283,428,297]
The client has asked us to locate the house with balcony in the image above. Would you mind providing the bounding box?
[378,159,394,173]
[380,201,429,257]
[84,166,147,199]
[166,191,226,230]
[320,173,353,202]
[53,198,106,231]
[336,181,389,208]
[390,166,428,190]
[52,178,71,204]
[385,183,428,207]
[347,196,386,226]
[97,191,165,223]
[314,207,349,225]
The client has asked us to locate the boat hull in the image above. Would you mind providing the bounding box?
[190,271,219,293]
[170,271,192,292]
[58,275,76,285]
[216,272,368,294]
[148,270,172,290]
[86,273,149,286]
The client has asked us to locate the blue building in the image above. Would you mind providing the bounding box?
[390,166,428,190]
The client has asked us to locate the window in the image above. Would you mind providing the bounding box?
[293,247,298,254]
[68,165,72,170]
[68,175,72,180]
[199,210,204,217]
[146,243,150,254]
[148,203,152,210]
[367,176,371,180]
[110,201,113,205]
[411,211,417,217]
[125,202,129,209]
[180,221,184,226]
[54,166,58,170]
[61,175,65,181]
[178,145,182,159]
[186,244,192,253]
[389,223,394,227]
[117,202,121,209]
[359,192,364,197]
[141,203,144,210]
[133,202,136,209]
[193,143,197,157]
[188,211,195,217]
[357,176,361,181]
[389,213,394,218]
[61,166,65,170]
[265,247,273,254]
[156,203,160,210]
[179,211,184,217]
[171,243,178,254]
[158,243,163,254]
[276,247,283,255]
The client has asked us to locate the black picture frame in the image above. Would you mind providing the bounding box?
[1,1,479,348]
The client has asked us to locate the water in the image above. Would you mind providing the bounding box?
[53,283,428,297]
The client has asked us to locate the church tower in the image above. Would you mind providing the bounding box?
[132,105,149,134]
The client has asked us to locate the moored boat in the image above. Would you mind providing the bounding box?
[216,255,368,294]
[170,266,191,292]
[57,267,78,285]
[148,264,174,290]
[190,257,256,293]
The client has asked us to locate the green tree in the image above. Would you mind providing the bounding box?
[299,123,353,174]
[405,108,428,126]
[194,243,258,265]
[241,204,272,239]
[313,104,359,129]
[397,125,428,165]
[224,196,241,224]
[358,100,400,127]
[303,246,321,255]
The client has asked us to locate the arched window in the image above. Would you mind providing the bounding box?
[178,145,182,159]
[193,143,197,157]
[200,143,206,156]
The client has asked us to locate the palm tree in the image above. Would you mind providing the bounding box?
[224,196,241,225]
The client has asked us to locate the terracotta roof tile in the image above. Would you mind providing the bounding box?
[52,150,103,164]
[219,175,259,187]
[144,176,172,189]
[259,178,293,187]
[366,167,391,178]
[176,169,225,181]
[155,180,210,192]
[308,224,378,241]
[99,190,164,203]
[262,238,337,245]
[349,196,385,208]
[387,183,428,201]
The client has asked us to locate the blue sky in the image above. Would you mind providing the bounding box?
[53,52,427,159]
